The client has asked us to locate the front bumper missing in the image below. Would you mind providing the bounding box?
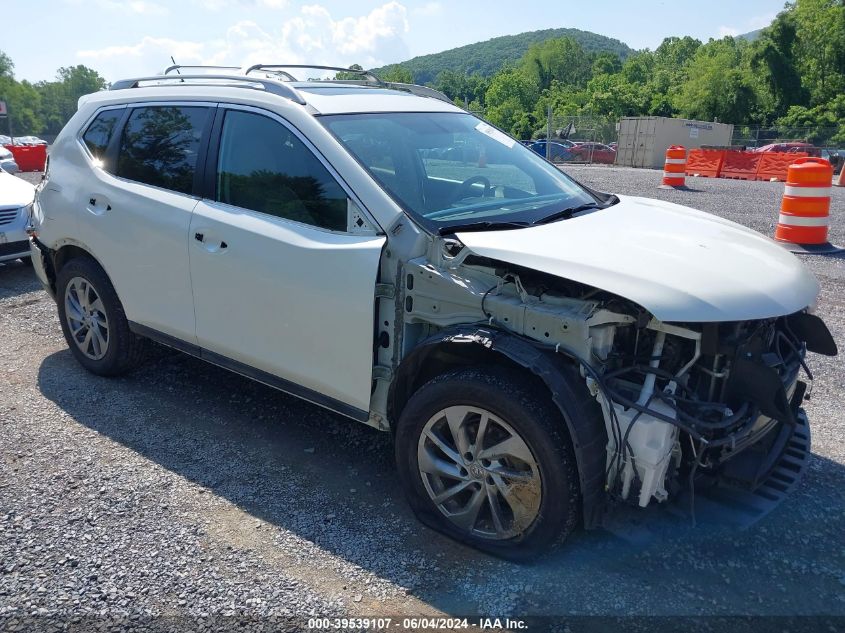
[676,407,811,529]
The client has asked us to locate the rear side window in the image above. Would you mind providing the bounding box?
[82,108,124,164]
[116,106,210,195]
[215,110,348,231]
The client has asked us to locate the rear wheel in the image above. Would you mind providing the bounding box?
[395,366,580,560]
[56,257,147,376]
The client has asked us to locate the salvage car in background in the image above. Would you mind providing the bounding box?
[752,142,822,157]
[0,146,19,174]
[29,65,837,558]
[569,141,617,164]
[0,170,34,264]
[528,139,576,162]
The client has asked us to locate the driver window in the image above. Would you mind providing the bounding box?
[216,110,348,231]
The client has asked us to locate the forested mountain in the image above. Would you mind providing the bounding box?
[370,27,634,84]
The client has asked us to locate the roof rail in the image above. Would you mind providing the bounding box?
[163,64,242,75]
[384,82,453,104]
[109,74,306,105]
[244,64,384,85]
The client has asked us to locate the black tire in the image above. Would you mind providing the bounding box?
[56,256,148,376]
[395,366,581,561]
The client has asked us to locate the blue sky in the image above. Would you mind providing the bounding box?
[4,0,786,83]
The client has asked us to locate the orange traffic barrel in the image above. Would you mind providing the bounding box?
[775,157,841,254]
[659,146,687,189]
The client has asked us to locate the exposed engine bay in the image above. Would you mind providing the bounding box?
[399,238,838,510]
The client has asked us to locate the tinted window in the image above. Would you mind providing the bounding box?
[216,110,347,231]
[116,106,210,195]
[82,108,124,165]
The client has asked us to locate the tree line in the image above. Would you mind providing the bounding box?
[413,0,845,143]
[0,52,107,138]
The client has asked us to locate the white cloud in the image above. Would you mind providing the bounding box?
[75,2,411,81]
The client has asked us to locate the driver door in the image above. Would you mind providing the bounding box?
[188,106,385,417]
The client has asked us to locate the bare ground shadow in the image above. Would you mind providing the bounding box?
[36,347,845,618]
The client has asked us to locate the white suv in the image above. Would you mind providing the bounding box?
[29,65,837,558]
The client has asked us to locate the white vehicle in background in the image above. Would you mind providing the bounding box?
[27,65,837,558]
[0,170,34,264]
[11,135,48,146]
[0,145,19,174]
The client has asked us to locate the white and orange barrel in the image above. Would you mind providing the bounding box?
[775,157,833,246]
[660,146,687,188]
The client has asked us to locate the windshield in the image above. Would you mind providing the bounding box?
[320,112,598,232]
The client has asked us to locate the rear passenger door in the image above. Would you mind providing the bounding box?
[80,103,213,342]
[188,106,385,418]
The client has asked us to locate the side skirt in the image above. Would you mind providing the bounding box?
[128,321,370,423]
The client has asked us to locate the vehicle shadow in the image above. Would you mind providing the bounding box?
[36,347,845,617]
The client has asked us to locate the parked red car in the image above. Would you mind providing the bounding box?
[751,142,822,157]
[569,142,616,164]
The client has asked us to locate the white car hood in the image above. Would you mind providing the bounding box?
[0,171,35,208]
[457,195,819,322]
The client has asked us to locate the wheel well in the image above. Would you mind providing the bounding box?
[388,327,609,529]
[388,340,549,428]
[54,245,96,274]
[43,245,98,293]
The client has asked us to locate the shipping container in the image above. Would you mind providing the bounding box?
[616,117,734,169]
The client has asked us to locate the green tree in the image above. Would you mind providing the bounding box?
[750,9,808,118]
[484,69,538,138]
[35,65,108,135]
[522,37,591,90]
[379,65,414,84]
[674,37,760,123]
[591,51,622,76]
[0,51,13,79]
[792,0,845,104]
[778,94,845,143]
[335,64,365,80]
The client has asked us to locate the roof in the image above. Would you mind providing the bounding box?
[292,84,463,115]
[101,69,462,116]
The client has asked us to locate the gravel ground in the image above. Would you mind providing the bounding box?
[1,167,844,630]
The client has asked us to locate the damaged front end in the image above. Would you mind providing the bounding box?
[399,238,837,518]
[593,312,836,509]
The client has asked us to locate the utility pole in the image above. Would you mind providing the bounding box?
[546,104,552,161]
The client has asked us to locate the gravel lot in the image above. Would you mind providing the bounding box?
[1,167,844,630]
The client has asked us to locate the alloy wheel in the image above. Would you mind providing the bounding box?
[64,276,110,361]
[417,405,542,540]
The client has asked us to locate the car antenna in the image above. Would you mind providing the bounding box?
[170,56,184,82]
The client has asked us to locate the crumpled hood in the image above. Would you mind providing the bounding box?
[0,171,35,208]
[457,195,819,322]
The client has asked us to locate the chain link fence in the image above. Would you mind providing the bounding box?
[520,114,620,165]
[730,126,842,151]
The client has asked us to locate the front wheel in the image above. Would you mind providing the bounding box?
[395,367,581,560]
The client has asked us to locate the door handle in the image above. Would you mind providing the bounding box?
[87,195,112,215]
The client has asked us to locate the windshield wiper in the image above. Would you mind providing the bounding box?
[438,220,532,235]
[532,195,620,225]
